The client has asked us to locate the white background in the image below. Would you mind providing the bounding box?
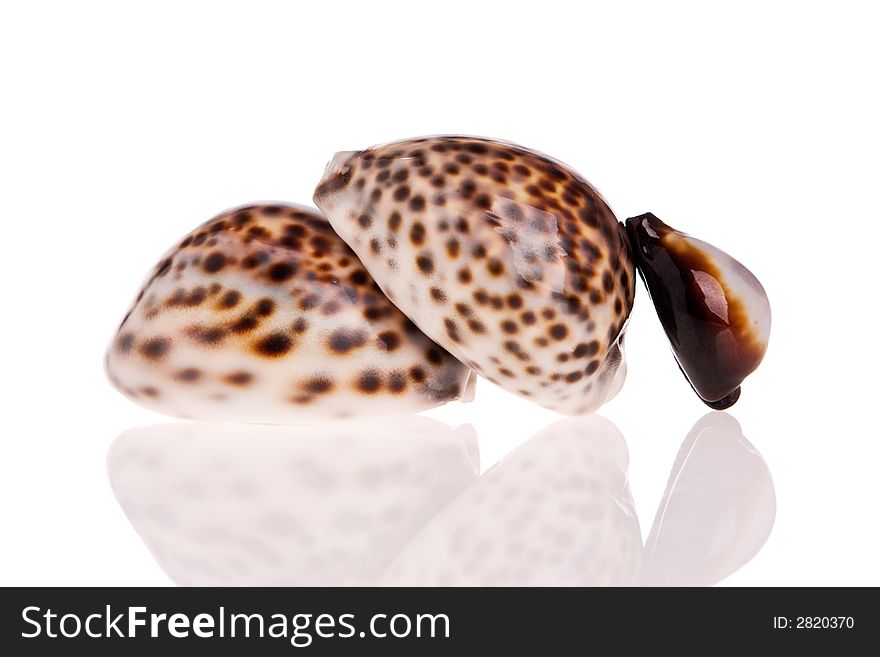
[1,0,877,586]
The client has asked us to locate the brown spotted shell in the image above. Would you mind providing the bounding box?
[315,136,635,415]
[105,203,474,422]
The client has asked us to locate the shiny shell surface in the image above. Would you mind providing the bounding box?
[105,203,473,422]
[315,136,635,415]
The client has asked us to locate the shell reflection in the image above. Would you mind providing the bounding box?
[108,417,478,586]
[108,413,774,586]
[642,412,776,586]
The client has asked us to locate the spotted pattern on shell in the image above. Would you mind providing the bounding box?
[315,136,635,415]
[105,203,474,422]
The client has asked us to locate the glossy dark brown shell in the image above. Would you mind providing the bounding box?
[626,213,770,408]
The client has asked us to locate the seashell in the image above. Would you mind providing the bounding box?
[625,213,771,409]
[105,203,474,422]
[315,136,635,415]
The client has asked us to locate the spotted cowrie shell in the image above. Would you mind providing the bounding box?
[315,136,635,415]
[317,136,772,412]
[105,203,474,422]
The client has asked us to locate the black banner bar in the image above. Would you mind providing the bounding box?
[0,587,871,654]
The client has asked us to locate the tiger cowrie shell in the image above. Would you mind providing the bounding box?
[315,136,635,415]
[105,203,474,422]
